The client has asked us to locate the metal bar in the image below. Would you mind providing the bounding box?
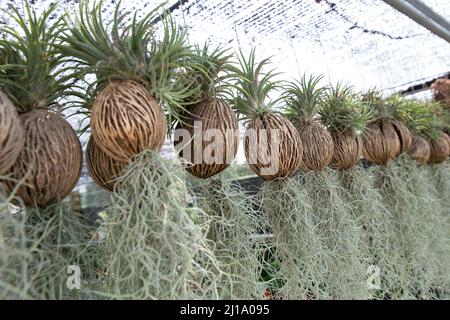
[383,0,450,43]
[407,0,450,31]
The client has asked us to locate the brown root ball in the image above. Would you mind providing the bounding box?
[391,120,412,155]
[174,99,239,179]
[330,130,362,170]
[86,137,127,191]
[0,91,25,175]
[245,113,302,181]
[5,110,83,207]
[91,80,166,161]
[362,120,401,165]
[429,133,450,163]
[296,121,334,172]
[407,136,430,165]
[442,132,450,157]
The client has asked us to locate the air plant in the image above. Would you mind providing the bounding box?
[229,49,302,180]
[360,91,412,165]
[61,1,223,299]
[173,44,239,179]
[60,0,195,162]
[283,75,334,172]
[318,83,372,170]
[0,2,83,207]
[398,99,434,165]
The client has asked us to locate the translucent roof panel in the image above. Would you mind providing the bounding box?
[2,0,449,93]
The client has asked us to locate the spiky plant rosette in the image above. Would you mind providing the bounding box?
[97,150,221,299]
[0,201,105,300]
[228,49,302,180]
[196,179,267,299]
[360,91,412,165]
[318,83,372,170]
[0,2,83,207]
[172,44,239,179]
[398,99,436,165]
[60,0,196,161]
[283,75,334,172]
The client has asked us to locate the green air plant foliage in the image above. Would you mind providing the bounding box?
[99,150,221,299]
[60,0,198,126]
[319,83,373,136]
[0,2,80,114]
[0,202,103,300]
[197,179,267,299]
[260,171,368,300]
[372,154,450,299]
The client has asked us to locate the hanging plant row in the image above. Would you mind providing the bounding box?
[0,0,449,301]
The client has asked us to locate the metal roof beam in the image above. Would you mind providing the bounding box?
[383,0,450,43]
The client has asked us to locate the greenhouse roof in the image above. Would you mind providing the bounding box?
[1,0,449,94]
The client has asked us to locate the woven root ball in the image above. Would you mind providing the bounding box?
[407,136,430,165]
[86,137,127,192]
[429,132,450,163]
[0,91,25,175]
[330,130,362,170]
[391,120,412,155]
[442,132,450,157]
[5,110,83,207]
[91,80,166,161]
[296,121,333,172]
[245,113,302,181]
[362,120,401,165]
[174,99,239,179]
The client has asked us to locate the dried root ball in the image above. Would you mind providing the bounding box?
[245,114,302,181]
[330,130,362,171]
[297,121,334,172]
[429,133,450,164]
[392,120,412,155]
[5,110,83,207]
[0,91,25,175]
[174,99,239,179]
[363,120,401,165]
[407,136,430,165]
[91,80,166,161]
[86,137,127,192]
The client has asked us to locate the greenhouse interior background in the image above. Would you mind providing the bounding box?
[0,0,449,301]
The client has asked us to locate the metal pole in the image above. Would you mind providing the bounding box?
[383,0,450,44]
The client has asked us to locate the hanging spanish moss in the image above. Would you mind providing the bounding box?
[99,150,221,299]
[260,170,367,299]
[338,163,404,299]
[197,179,266,299]
[260,176,321,299]
[0,200,102,300]
[428,162,450,211]
[300,169,368,299]
[373,155,450,299]
[402,159,450,299]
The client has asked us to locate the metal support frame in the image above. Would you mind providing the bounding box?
[383,0,450,43]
